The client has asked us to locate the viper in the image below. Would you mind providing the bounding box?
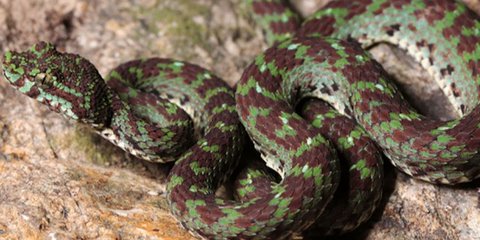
[2,0,479,239]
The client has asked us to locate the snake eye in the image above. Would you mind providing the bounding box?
[34,72,55,87]
[34,73,46,84]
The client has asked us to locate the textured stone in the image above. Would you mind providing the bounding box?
[0,0,479,239]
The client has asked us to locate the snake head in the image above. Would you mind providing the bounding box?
[2,42,113,127]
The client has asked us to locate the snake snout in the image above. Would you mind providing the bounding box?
[1,42,57,95]
[2,51,26,87]
[2,42,114,126]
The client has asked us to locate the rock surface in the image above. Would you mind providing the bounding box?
[0,0,479,239]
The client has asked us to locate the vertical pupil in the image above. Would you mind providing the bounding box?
[35,73,54,86]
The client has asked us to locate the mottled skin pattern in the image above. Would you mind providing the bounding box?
[241,0,480,237]
[250,0,480,183]
[236,37,386,238]
[234,98,384,235]
[301,0,480,184]
[2,42,204,163]
[2,42,245,238]
[2,0,480,239]
[299,99,383,236]
[2,41,369,239]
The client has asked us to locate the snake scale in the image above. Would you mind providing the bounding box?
[2,0,480,239]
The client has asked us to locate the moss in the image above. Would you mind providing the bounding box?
[131,0,211,57]
[53,125,120,166]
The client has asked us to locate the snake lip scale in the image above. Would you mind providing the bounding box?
[2,0,480,239]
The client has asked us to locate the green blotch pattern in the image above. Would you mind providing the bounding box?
[4,0,480,238]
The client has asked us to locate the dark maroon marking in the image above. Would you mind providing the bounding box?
[48,88,87,114]
[443,9,480,56]
[171,192,187,213]
[301,99,382,232]
[142,58,163,76]
[298,16,337,37]
[322,0,373,20]
[391,129,410,143]
[253,111,302,149]
[372,1,392,15]
[415,0,451,24]
[331,83,339,91]
[204,92,236,113]
[408,24,418,32]
[107,58,197,157]
[386,24,401,36]
[251,1,290,15]
[196,205,224,225]
[320,85,332,95]
[469,60,479,76]
[451,83,461,97]
[440,64,455,76]
[128,93,180,120]
[392,0,413,9]
[269,20,299,35]
[15,77,27,88]
[25,85,40,98]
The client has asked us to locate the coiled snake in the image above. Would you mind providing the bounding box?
[2,0,480,239]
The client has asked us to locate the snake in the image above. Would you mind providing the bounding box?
[1,0,480,239]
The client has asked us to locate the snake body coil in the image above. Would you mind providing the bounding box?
[2,0,480,239]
